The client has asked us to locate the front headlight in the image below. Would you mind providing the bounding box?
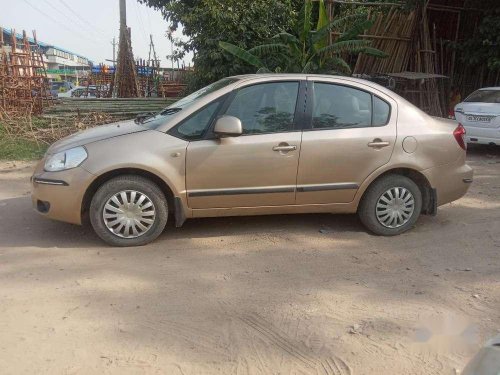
[44,146,88,172]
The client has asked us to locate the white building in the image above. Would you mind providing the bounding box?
[1,28,92,82]
[44,46,91,71]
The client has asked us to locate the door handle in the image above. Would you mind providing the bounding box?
[368,139,390,148]
[273,144,297,152]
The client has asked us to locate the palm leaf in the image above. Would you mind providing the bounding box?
[219,41,265,69]
[314,0,329,51]
[298,0,312,44]
[317,39,371,55]
[357,47,388,58]
[326,56,352,74]
[271,32,299,45]
[302,59,318,73]
[311,14,366,44]
[271,32,301,61]
[336,19,374,43]
[248,43,289,56]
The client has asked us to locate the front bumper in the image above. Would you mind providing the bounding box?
[422,158,473,207]
[31,160,94,225]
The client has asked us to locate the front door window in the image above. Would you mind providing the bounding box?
[223,82,299,134]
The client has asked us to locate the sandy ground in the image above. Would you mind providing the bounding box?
[0,145,499,375]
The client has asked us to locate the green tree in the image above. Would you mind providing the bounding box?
[139,0,303,91]
[219,0,386,75]
[454,8,500,71]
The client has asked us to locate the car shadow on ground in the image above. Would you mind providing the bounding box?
[467,144,500,159]
[0,195,364,249]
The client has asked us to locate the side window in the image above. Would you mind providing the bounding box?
[312,83,372,129]
[372,96,390,126]
[224,82,299,134]
[175,99,221,140]
[311,83,391,129]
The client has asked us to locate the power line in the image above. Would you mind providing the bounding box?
[57,0,107,35]
[134,0,148,46]
[21,0,96,44]
[39,0,102,39]
[146,6,153,34]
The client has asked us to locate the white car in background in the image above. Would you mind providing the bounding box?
[57,86,98,98]
[455,87,500,146]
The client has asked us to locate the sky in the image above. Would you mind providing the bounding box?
[0,0,192,66]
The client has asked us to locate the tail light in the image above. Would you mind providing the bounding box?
[453,123,467,150]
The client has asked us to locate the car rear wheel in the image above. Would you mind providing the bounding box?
[90,175,168,247]
[358,174,422,236]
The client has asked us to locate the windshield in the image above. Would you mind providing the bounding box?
[465,89,500,104]
[140,77,239,129]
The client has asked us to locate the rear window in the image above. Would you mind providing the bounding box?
[311,82,391,129]
[465,90,500,103]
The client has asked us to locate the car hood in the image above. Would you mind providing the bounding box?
[47,120,147,154]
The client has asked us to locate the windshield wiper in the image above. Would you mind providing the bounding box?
[134,112,155,124]
[134,108,183,125]
[160,107,183,116]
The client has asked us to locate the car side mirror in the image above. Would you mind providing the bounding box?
[213,116,243,137]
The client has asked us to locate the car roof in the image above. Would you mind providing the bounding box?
[477,87,500,91]
[228,73,396,98]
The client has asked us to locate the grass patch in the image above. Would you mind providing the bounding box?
[0,129,47,161]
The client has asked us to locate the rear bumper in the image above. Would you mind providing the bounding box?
[422,159,473,207]
[464,126,500,145]
[466,136,500,145]
[31,160,94,225]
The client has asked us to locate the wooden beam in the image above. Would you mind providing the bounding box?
[331,31,411,42]
[311,0,404,6]
[428,4,484,12]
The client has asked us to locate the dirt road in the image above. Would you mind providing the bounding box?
[1,146,499,374]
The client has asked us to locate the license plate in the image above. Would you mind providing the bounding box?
[467,115,492,123]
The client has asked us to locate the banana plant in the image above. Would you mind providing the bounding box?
[219,0,387,75]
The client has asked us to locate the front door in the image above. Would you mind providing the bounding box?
[296,79,397,204]
[186,80,303,209]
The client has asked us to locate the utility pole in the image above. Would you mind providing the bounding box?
[111,37,117,67]
[113,0,138,97]
[119,0,126,30]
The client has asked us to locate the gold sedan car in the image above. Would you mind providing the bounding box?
[32,74,473,246]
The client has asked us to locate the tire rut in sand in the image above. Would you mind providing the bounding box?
[239,312,351,375]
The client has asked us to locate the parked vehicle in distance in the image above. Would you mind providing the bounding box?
[31,74,473,247]
[49,81,74,98]
[455,87,500,146]
[58,86,98,98]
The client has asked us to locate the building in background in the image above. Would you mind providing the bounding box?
[1,27,91,84]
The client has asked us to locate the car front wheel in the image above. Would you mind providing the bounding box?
[358,174,422,236]
[90,175,168,247]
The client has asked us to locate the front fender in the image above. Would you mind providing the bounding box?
[81,130,189,209]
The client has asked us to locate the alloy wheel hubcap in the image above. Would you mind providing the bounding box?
[103,190,156,238]
[375,187,415,228]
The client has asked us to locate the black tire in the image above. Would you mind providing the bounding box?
[90,175,168,247]
[358,174,422,236]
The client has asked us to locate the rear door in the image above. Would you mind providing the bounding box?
[296,78,397,204]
